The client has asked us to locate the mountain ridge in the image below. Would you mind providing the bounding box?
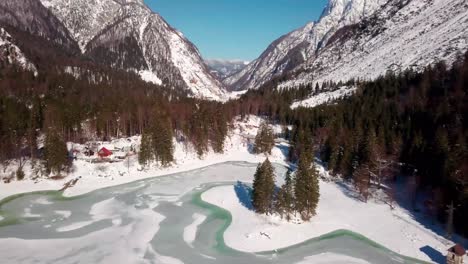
[226,0,468,92]
[1,0,227,100]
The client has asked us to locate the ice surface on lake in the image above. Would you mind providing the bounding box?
[0,162,425,264]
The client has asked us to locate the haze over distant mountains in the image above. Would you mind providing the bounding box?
[205,59,249,80]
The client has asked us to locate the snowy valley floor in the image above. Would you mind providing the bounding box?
[200,181,460,263]
[0,116,467,263]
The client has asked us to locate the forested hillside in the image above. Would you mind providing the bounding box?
[233,52,468,236]
[0,64,228,163]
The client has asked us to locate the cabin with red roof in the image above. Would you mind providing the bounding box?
[447,244,466,264]
[97,147,113,159]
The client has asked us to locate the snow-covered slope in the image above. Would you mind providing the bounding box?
[0,0,80,53]
[282,0,468,89]
[227,0,468,91]
[0,27,37,73]
[291,85,357,109]
[225,0,387,91]
[39,0,227,100]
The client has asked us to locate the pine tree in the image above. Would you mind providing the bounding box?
[44,128,68,175]
[254,122,275,154]
[252,158,276,214]
[138,129,152,166]
[294,156,320,221]
[353,164,371,202]
[210,109,228,153]
[276,169,295,221]
[150,114,174,167]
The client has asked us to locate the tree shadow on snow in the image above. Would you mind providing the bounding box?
[392,176,468,249]
[276,143,289,158]
[246,141,255,155]
[234,181,254,211]
[419,245,445,264]
[334,180,363,202]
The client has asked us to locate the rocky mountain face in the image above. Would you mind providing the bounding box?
[226,0,468,91]
[0,0,227,100]
[205,59,249,80]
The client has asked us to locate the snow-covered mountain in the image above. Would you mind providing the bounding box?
[0,0,227,100]
[40,0,227,100]
[0,27,37,73]
[226,0,468,91]
[205,59,249,80]
[0,0,80,53]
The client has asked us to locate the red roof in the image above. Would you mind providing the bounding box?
[98,147,113,157]
[449,244,466,256]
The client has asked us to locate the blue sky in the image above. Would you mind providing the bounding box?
[144,0,328,61]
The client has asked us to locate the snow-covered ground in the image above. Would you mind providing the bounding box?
[0,116,287,201]
[296,253,371,264]
[183,213,207,246]
[139,70,162,85]
[1,115,467,263]
[201,176,463,262]
[291,85,357,109]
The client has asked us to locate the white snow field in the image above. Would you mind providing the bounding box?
[201,179,460,262]
[296,253,371,264]
[291,85,357,109]
[183,213,207,246]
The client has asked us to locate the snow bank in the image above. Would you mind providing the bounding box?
[296,253,371,264]
[201,176,453,262]
[183,213,207,246]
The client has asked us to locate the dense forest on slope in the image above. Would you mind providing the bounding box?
[0,63,228,162]
[234,52,468,236]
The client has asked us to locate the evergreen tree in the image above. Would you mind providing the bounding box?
[209,108,228,153]
[44,128,69,175]
[254,122,275,154]
[138,129,152,166]
[276,169,295,221]
[294,156,320,221]
[353,164,371,202]
[252,158,276,214]
[150,113,174,167]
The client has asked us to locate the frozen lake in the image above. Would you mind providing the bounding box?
[0,162,427,263]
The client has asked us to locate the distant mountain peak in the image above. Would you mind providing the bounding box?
[205,59,250,81]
